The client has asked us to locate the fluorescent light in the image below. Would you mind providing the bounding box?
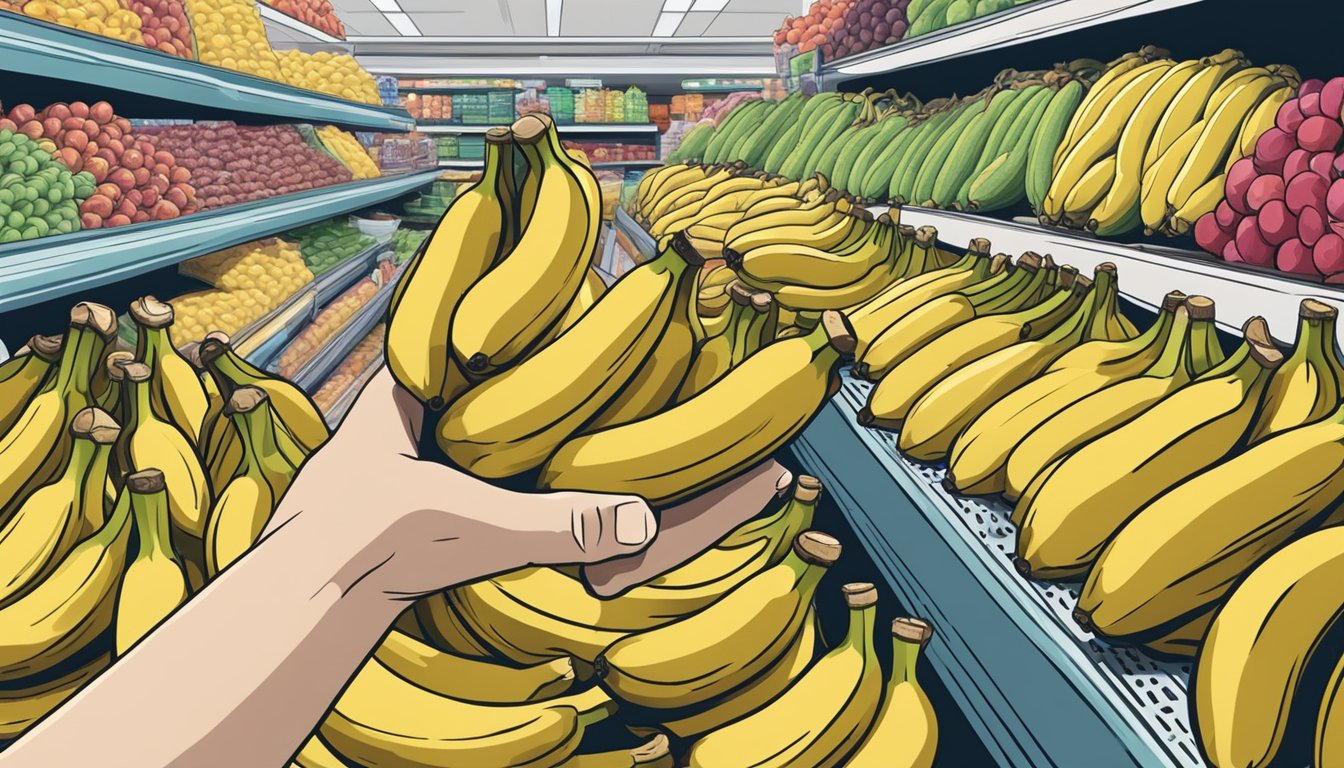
[652,11,684,35]
[385,11,421,35]
[368,0,400,11]
[690,0,728,8]
[662,0,694,10]
[546,0,562,35]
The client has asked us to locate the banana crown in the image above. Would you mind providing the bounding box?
[128,467,173,554]
[225,388,295,490]
[1195,317,1284,382]
[890,617,934,686]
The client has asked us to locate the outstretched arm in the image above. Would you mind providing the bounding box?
[0,368,657,768]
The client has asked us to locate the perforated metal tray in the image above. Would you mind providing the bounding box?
[791,372,1201,768]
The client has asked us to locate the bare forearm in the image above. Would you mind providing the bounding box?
[0,507,401,768]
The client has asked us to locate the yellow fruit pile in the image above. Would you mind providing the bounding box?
[186,0,283,82]
[276,277,378,377]
[278,50,380,105]
[22,0,145,45]
[171,239,314,345]
[318,125,380,180]
[312,323,384,412]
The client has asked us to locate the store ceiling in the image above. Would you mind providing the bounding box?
[335,0,804,39]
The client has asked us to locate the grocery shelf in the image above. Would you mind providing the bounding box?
[322,353,385,429]
[614,207,657,262]
[0,169,441,315]
[419,124,660,135]
[438,159,484,169]
[286,265,402,392]
[256,3,344,44]
[235,287,317,367]
[311,241,392,308]
[402,85,523,94]
[821,0,1204,80]
[592,160,662,170]
[790,373,1199,768]
[0,12,411,130]
[886,205,1344,343]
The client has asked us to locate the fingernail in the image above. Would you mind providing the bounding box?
[614,502,650,546]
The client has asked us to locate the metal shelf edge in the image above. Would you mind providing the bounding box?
[256,3,344,44]
[614,207,658,262]
[419,123,659,135]
[0,170,441,315]
[287,266,401,391]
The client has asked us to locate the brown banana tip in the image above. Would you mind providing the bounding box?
[941,473,959,494]
[106,350,135,379]
[968,237,992,256]
[71,302,118,338]
[592,655,610,679]
[509,114,548,143]
[914,226,939,248]
[794,530,842,566]
[120,361,152,383]
[1095,262,1118,275]
[843,582,879,608]
[1245,318,1286,368]
[224,386,269,415]
[1161,291,1187,312]
[633,734,671,761]
[465,353,490,373]
[1185,296,1215,320]
[795,476,822,502]
[130,295,174,328]
[857,407,876,426]
[892,617,935,646]
[750,293,772,312]
[427,395,447,412]
[1072,607,1094,633]
[821,311,857,356]
[1012,557,1033,578]
[126,468,166,494]
[197,338,229,365]
[669,231,706,266]
[28,334,63,361]
[484,127,512,144]
[1302,298,1337,320]
[1016,252,1044,271]
[71,407,120,443]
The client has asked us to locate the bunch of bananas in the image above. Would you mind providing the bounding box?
[1042,46,1300,236]
[0,295,329,739]
[664,67,1097,213]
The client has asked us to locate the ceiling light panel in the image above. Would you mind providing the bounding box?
[385,11,422,34]
[652,10,683,35]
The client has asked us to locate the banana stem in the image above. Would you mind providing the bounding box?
[568,686,618,728]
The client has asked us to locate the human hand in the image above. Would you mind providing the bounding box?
[262,367,658,603]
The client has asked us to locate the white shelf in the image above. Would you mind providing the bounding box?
[792,374,1200,768]
[419,123,659,135]
[438,159,483,168]
[257,3,342,44]
[592,160,661,169]
[823,0,1204,79]
[886,206,1341,344]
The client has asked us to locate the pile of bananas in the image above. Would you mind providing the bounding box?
[172,238,315,346]
[665,64,1096,213]
[0,296,330,740]
[1042,47,1300,236]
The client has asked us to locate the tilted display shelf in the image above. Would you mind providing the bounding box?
[0,170,441,315]
[0,13,412,130]
[321,352,385,429]
[256,2,344,44]
[284,261,403,392]
[821,0,1205,81]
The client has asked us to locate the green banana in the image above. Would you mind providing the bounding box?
[968,85,1056,211]
[1026,80,1086,214]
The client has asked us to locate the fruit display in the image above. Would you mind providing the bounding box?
[0,128,92,243]
[1043,48,1299,237]
[311,322,383,413]
[403,92,452,123]
[390,225,428,265]
[258,0,344,40]
[2,100,199,228]
[0,298,328,731]
[171,238,314,345]
[905,0,1038,39]
[126,0,193,58]
[274,271,382,379]
[21,0,146,46]
[773,0,909,61]
[561,140,658,163]
[1195,75,1344,278]
[138,122,353,209]
[401,179,461,220]
[283,218,374,276]
[316,125,380,180]
[183,0,283,81]
[276,50,381,106]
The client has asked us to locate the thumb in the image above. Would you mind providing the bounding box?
[522,492,658,566]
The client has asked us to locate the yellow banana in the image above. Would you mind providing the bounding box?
[118,362,211,539]
[438,237,699,478]
[1140,118,1207,232]
[558,735,673,768]
[947,291,1186,496]
[1247,298,1344,444]
[0,303,113,515]
[1059,156,1118,226]
[1232,84,1294,167]
[1141,50,1247,177]
[291,734,347,768]
[0,466,134,682]
[846,617,938,768]
[0,651,110,741]
[387,128,509,406]
[1165,172,1226,235]
[1318,652,1344,768]
[594,531,840,710]
[413,591,497,659]
[115,464,188,655]
[1194,527,1344,768]
[374,629,575,703]
[1003,295,1213,502]
[685,583,882,768]
[1015,317,1283,580]
[1054,49,1163,168]
[199,336,329,454]
[452,114,601,376]
[540,313,854,506]
[204,388,298,575]
[0,334,61,437]
[131,296,210,446]
[848,238,992,352]
[320,659,617,768]
[555,268,610,335]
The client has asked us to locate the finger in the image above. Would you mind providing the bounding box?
[582,459,791,597]
[518,493,658,566]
